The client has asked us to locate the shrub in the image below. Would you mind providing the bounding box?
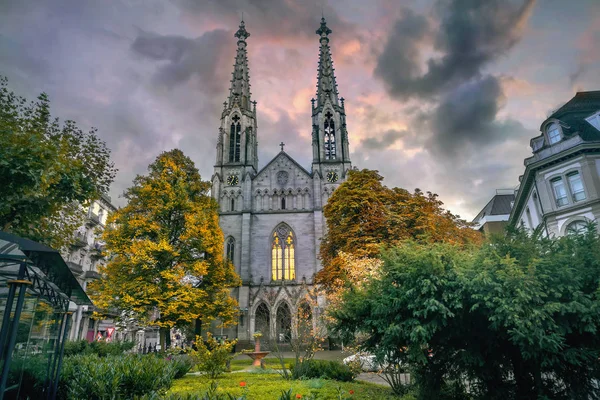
[59,353,175,399]
[188,333,237,378]
[63,339,135,357]
[291,360,356,382]
[63,339,90,357]
[170,355,195,379]
[7,355,50,399]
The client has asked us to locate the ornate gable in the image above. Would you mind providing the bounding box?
[252,152,312,192]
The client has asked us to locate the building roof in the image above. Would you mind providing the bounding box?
[473,192,515,223]
[542,91,600,142]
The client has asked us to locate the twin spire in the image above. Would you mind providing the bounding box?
[314,17,340,109]
[225,17,341,113]
[227,20,253,112]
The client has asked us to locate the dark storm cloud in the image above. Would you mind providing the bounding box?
[360,129,407,150]
[131,29,232,92]
[174,0,357,41]
[426,75,530,158]
[375,0,536,100]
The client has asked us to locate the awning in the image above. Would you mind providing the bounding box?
[0,231,92,306]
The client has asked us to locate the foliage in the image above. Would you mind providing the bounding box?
[89,149,241,331]
[169,372,398,399]
[330,226,600,399]
[169,354,196,379]
[59,353,176,399]
[291,360,357,382]
[7,355,50,399]
[0,76,116,250]
[188,333,237,378]
[316,169,481,291]
[63,339,135,357]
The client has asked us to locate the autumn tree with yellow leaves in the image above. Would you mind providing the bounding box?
[316,169,482,291]
[89,149,240,347]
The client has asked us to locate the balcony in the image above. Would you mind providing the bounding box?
[83,270,100,280]
[90,242,106,260]
[71,232,88,248]
[66,261,84,276]
[86,212,100,227]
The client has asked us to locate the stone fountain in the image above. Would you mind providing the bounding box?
[245,332,269,368]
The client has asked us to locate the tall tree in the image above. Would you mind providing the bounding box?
[0,76,116,249]
[316,169,481,289]
[89,150,240,345]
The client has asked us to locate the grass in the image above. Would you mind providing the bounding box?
[229,357,296,372]
[170,372,401,399]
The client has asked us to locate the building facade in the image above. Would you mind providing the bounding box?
[509,91,600,236]
[210,19,352,345]
[64,194,119,342]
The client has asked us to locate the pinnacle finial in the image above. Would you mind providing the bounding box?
[235,20,250,41]
[316,17,332,37]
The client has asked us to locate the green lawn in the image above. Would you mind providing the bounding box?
[169,371,400,399]
[229,357,295,372]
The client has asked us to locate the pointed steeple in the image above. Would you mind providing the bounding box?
[315,17,339,108]
[311,17,351,170]
[227,20,252,111]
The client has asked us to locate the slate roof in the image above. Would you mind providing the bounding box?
[473,193,515,223]
[542,91,600,142]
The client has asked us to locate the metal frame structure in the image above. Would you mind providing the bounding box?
[0,232,91,400]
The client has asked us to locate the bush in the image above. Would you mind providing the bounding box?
[63,339,90,357]
[63,339,135,357]
[7,355,50,399]
[170,355,195,379]
[59,353,176,399]
[291,360,356,382]
[188,333,237,379]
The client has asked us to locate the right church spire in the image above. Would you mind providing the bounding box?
[312,17,351,168]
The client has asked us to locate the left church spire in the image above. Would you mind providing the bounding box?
[215,19,258,179]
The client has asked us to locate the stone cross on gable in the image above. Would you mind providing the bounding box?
[280,142,285,151]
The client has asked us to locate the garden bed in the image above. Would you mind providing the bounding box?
[169,372,400,399]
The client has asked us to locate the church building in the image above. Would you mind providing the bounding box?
[210,18,352,346]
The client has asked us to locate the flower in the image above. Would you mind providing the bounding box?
[239,381,246,387]
[349,390,355,395]
[296,395,302,399]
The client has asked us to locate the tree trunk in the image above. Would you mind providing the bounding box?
[165,327,171,349]
[194,318,202,338]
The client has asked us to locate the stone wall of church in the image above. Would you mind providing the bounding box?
[248,212,320,285]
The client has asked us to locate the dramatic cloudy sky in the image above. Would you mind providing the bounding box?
[1,0,599,219]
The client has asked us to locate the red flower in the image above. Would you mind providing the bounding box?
[296,395,302,399]
[349,390,355,395]
[240,382,247,387]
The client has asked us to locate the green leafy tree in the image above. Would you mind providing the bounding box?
[0,76,116,249]
[330,226,600,399]
[89,149,241,346]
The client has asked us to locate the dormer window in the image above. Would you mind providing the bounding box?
[547,123,561,145]
[586,111,600,130]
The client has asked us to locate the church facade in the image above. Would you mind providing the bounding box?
[209,18,351,345]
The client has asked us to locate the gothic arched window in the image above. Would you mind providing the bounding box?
[271,225,295,281]
[324,111,336,160]
[229,115,242,162]
[226,237,235,261]
[281,197,286,210]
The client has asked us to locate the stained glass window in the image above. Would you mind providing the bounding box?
[271,225,295,281]
[226,237,235,261]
